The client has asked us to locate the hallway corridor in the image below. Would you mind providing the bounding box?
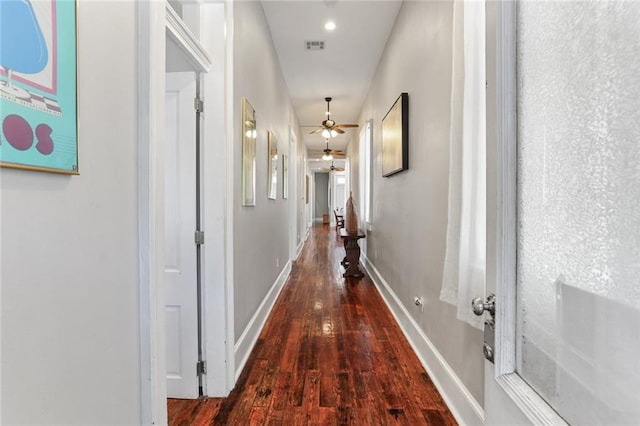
[169,225,457,425]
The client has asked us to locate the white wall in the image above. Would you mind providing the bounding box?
[354,0,484,414]
[231,1,299,343]
[1,2,141,423]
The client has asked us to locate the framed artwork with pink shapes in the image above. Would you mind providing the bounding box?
[0,0,78,174]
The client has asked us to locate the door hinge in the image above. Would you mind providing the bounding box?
[195,230,205,245]
[197,360,207,376]
[194,98,204,113]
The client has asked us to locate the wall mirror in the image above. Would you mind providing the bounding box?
[267,131,278,200]
[242,98,256,206]
[282,154,288,199]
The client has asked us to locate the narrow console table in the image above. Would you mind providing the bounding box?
[339,228,366,278]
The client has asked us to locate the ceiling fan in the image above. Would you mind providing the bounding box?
[320,161,345,172]
[309,97,359,137]
[308,144,346,159]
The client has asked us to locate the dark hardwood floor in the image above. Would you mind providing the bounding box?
[169,224,457,425]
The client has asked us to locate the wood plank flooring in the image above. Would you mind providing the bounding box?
[169,224,457,425]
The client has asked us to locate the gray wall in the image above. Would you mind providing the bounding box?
[353,0,484,406]
[1,2,141,423]
[232,1,299,341]
[314,172,329,219]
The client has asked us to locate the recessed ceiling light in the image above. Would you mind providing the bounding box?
[324,21,336,31]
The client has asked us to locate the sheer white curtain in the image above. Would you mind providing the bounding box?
[440,0,486,330]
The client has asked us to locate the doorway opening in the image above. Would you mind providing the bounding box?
[314,172,330,225]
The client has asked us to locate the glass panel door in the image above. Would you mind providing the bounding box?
[515,2,640,424]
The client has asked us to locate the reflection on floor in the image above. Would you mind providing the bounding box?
[168,224,457,425]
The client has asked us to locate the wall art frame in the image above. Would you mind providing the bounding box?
[0,0,79,174]
[242,97,256,206]
[267,130,278,200]
[282,153,288,199]
[305,174,309,204]
[381,92,409,177]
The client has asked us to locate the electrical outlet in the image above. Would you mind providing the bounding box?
[413,296,424,313]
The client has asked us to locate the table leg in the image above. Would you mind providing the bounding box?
[343,238,364,278]
[341,237,348,266]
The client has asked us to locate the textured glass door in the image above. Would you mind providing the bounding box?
[515,1,640,424]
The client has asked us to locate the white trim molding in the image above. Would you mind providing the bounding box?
[361,256,484,426]
[223,0,237,396]
[296,239,305,260]
[485,3,567,424]
[165,2,212,73]
[234,262,292,381]
[497,374,566,425]
[198,2,234,398]
[136,2,167,425]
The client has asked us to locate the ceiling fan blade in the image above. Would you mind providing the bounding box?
[333,127,345,134]
[335,124,359,128]
[309,128,323,134]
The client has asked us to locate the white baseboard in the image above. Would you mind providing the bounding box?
[296,239,305,259]
[361,256,485,426]
[234,261,292,381]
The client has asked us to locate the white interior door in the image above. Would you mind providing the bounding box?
[165,71,199,399]
[484,2,640,424]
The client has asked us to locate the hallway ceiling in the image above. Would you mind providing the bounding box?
[262,0,402,167]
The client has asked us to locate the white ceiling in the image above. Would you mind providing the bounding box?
[261,0,402,163]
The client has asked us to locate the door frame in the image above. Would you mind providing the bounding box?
[136,3,166,424]
[136,2,235,423]
[288,127,298,261]
[485,2,566,424]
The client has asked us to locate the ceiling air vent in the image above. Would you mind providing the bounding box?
[306,40,325,51]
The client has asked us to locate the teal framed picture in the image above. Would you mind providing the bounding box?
[0,0,78,174]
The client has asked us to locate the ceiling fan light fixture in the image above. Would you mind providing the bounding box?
[323,138,334,160]
[309,96,359,138]
[323,119,335,128]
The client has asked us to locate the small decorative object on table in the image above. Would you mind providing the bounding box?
[341,193,365,278]
[344,192,358,234]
